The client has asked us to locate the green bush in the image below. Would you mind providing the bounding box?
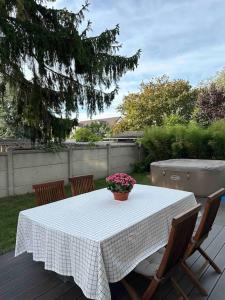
[132,153,152,173]
[72,127,100,142]
[138,120,225,171]
[181,123,211,158]
[141,126,174,162]
[208,120,225,159]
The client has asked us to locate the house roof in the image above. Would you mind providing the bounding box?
[112,131,144,138]
[79,117,121,127]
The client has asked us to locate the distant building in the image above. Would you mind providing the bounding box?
[79,117,121,128]
[104,131,144,143]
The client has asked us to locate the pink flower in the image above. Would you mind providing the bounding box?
[106,173,136,187]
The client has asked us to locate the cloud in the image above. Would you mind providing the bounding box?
[55,0,225,120]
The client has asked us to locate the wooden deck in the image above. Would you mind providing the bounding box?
[0,205,224,300]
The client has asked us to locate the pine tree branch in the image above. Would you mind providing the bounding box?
[0,0,140,143]
[36,0,90,27]
[81,20,92,37]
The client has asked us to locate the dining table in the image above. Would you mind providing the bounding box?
[15,184,197,300]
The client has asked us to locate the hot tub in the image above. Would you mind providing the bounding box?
[151,159,225,197]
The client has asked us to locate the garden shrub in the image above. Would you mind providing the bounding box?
[132,153,152,173]
[141,126,174,162]
[137,120,225,171]
[72,127,100,142]
[182,123,211,159]
[208,120,225,159]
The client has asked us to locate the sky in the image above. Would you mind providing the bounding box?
[55,0,225,121]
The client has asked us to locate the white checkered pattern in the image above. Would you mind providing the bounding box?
[15,184,197,300]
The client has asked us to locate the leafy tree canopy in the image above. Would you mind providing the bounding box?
[0,79,18,137]
[0,0,140,143]
[84,120,111,138]
[73,127,100,142]
[113,75,197,133]
[195,84,225,126]
[203,68,225,89]
[162,113,187,126]
[71,120,110,142]
[212,69,225,88]
[0,104,7,137]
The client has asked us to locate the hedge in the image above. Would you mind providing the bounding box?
[136,120,225,171]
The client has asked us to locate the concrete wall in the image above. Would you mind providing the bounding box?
[71,147,108,179]
[0,144,140,198]
[13,151,69,195]
[0,154,8,198]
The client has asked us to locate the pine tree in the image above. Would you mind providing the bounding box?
[0,0,140,144]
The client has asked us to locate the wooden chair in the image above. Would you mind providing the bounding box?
[69,175,94,196]
[33,180,66,206]
[122,204,206,300]
[186,188,225,274]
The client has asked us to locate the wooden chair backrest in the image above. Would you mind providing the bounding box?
[156,204,201,279]
[33,180,66,206]
[193,188,225,244]
[69,175,94,196]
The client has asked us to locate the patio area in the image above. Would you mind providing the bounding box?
[1,202,224,300]
[1,1,225,299]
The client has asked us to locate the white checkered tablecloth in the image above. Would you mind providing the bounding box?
[15,184,197,300]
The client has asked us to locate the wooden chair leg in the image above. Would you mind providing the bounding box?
[171,277,189,300]
[198,246,222,274]
[121,279,141,300]
[142,277,160,300]
[180,262,208,296]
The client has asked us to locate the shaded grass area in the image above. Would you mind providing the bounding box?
[0,172,149,255]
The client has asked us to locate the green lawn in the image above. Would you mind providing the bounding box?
[0,172,149,255]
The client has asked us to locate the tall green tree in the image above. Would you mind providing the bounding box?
[0,77,31,138]
[212,69,225,88]
[73,127,100,142]
[0,0,140,143]
[85,121,111,138]
[71,120,111,142]
[203,68,225,88]
[113,75,197,133]
[195,84,225,126]
[0,105,6,137]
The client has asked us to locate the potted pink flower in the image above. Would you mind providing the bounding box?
[106,173,136,201]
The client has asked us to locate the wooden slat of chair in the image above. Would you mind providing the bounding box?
[122,204,205,300]
[69,175,94,196]
[187,188,225,274]
[33,180,66,206]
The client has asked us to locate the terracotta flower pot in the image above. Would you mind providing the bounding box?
[113,192,129,201]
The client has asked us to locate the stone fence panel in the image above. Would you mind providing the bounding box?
[0,143,141,198]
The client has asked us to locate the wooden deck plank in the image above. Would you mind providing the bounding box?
[0,261,58,299]
[0,255,41,287]
[155,224,223,300]
[55,285,87,300]
[0,225,224,300]
[0,251,14,265]
[36,282,74,300]
[188,238,225,299]
[208,250,225,300]
[10,278,61,300]
[0,251,27,270]
[164,225,225,300]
